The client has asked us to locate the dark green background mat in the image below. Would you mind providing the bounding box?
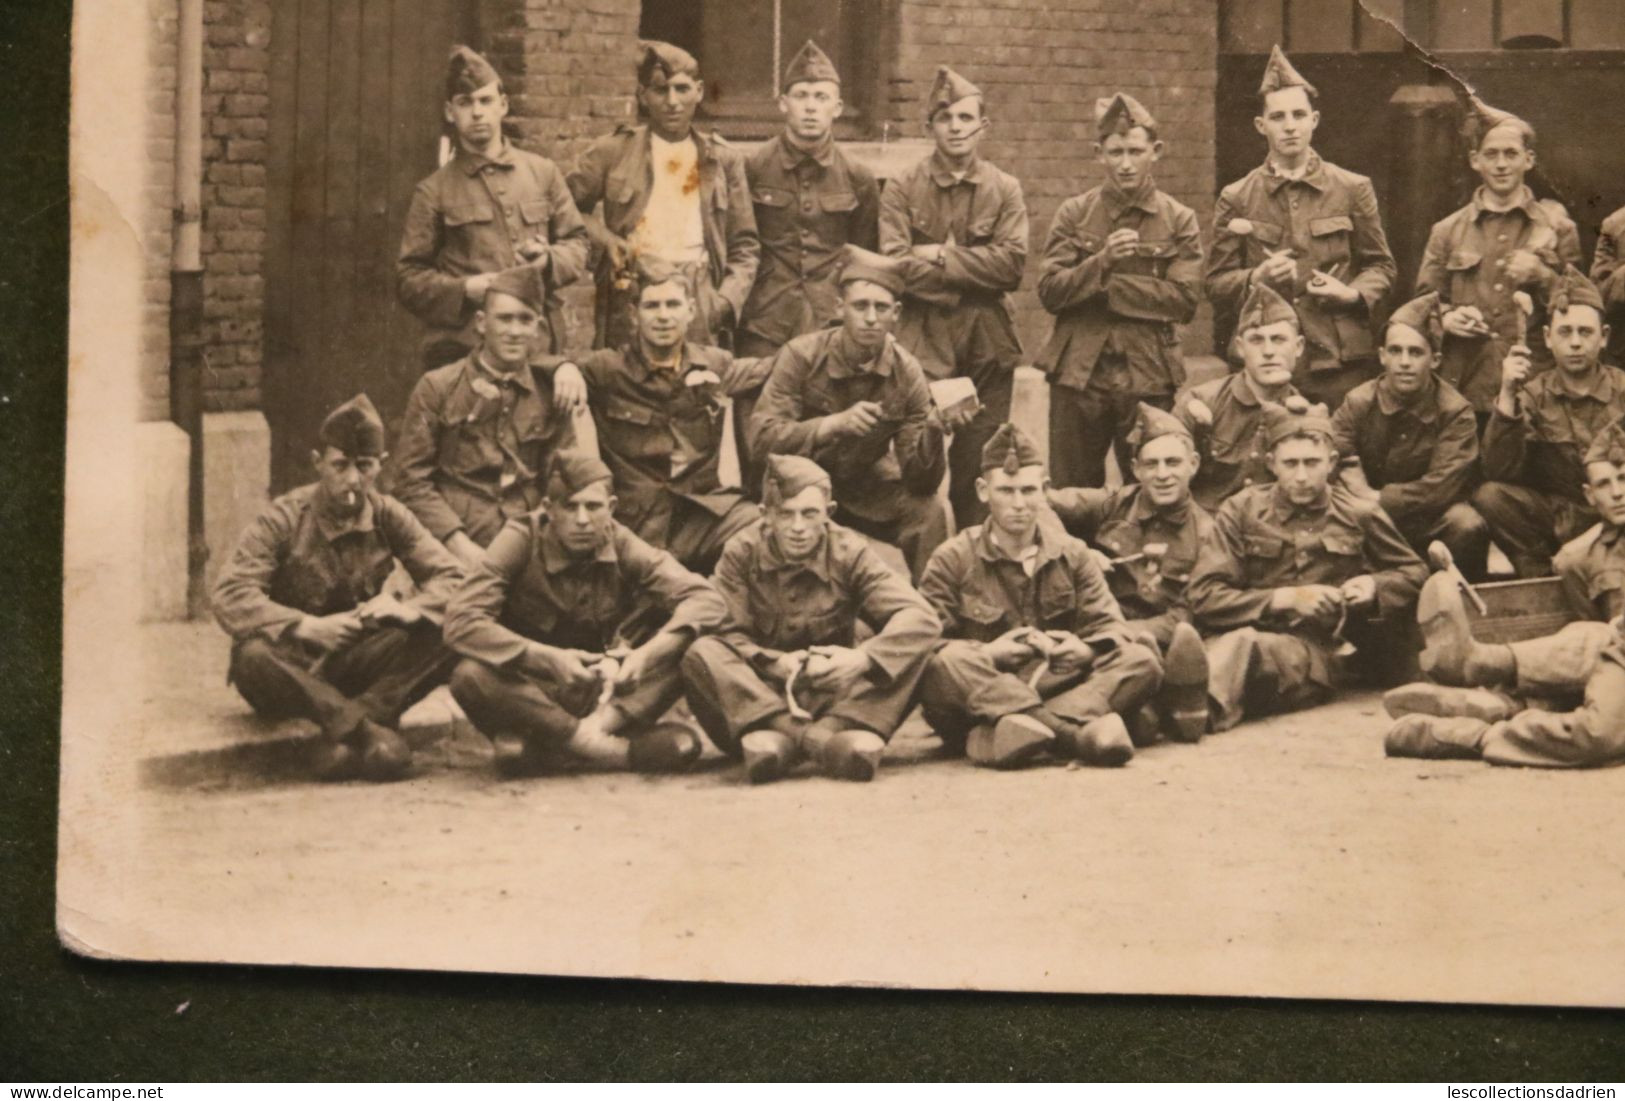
[4,2,1623,1081]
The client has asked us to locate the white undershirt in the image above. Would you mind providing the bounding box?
[633,133,707,267]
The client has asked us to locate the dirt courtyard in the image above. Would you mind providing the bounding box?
[63,623,1625,1008]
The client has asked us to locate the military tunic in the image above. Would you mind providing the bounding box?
[1190,483,1426,730]
[211,484,463,739]
[915,519,1161,750]
[396,142,591,368]
[1175,372,1304,511]
[1416,187,1582,414]
[1589,204,1625,366]
[1036,182,1204,488]
[680,521,941,755]
[393,351,576,548]
[879,150,1028,527]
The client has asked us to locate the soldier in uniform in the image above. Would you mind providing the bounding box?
[211,395,463,782]
[1037,92,1204,489]
[544,257,765,573]
[1206,45,1395,411]
[1190,402,1427,732]
[393,270,577,565]
[1331,291,1489,579]
[445,451,723,776]
[1047,403,1214,743]
[916,424,1160,768]
[566,41,759,351]
[1417,96,1582,423]
[880,65,1029,529]
[749,248,949,579]
[680,455,942,784]
[1473,268,1625,578]
[396,46,590,369]
[1588,202,1625,367]
[1176,282,1308,510]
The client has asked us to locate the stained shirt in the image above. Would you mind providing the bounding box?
[212,484,462,642]
[1189,483,1427,634]
[1329,374,1479,524]
[444,514,724,666]
[709,520,941,681]
[1175,371,1303,511]
[739,133,880,349]
[393,351,576,545]
[1035,181,1204,394]
[1416,187,1582,412]
[1553,522,1625,622]
[396,141,590,356]
[1207,153,1396,372]
[1481,363,1625,505]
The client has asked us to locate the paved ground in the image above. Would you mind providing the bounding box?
[68,620,1624,1010]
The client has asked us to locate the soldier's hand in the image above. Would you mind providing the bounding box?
[911,243,946,265]
[528,645,601,695]
[358,593,423,628]
[607,235,634,272]
[770,650,808,685]
[1341,575,1377,609]
[941,396,981,432]
[1504,248,1548,286]
[611,645,653,692]
[1255,249,1297,290]
[517,238,552,266]
[551,362,589,415]
[463,272,498,303]
[1103,228,1141,264]
[1306,270,1361,306]
[1087,547,1117,576]
[1269,584,1343,622]
[834,401,886,438]
[293,612,365,653]
[801,645,873,693]
[1182,397,1214,430]
[985,628,1040,671]
[1500,344,1533,396]
[1442,305,1489,339]
[1044,632,1097,675]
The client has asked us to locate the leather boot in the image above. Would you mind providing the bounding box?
[1417,572,1514,687]
[1156,622,1209,743]
[1383,682,1521,723]
[1384,714,1489,760]
[966,710,1056,769]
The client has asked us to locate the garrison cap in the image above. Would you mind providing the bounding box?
[1236,282,1299,333]
[484,267,544,313]
[980,422,1043,474]
[1385,291,1444,353]
[762,454,833,506]
[926,66,982,122]
[1585,416,1625,469]
[1094,92,1157,139]
[783,39,840,89]
[838,244,907,298]
[629,253,691,297]
[1549,266,1605,316]
[1258,44,1317,99]
[1261,399,1333,449]
[544,450,614,501]
[1465,93,1532,148]
[1128,402,1194,453]
[319,393,387,457]
[445,45,502,99]
[637,40,700,86]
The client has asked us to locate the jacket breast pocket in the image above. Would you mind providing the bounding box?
[753,186,793,213]
[1244,219,1285,263]
[1320,531,1363,562]
[819,191,859,215]
[965,218,996,246]
[1208,429,1260,465]
[447,421,502,476]
[445,202,495,228]
[1244,534,1286,561]
[600,396,667,459]
[959,597,1009,643]
[1036,572,1078,628]
[518,200,553,228]
[1310,215,1354,262]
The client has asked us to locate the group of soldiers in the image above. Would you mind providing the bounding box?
[210,38,1625,783]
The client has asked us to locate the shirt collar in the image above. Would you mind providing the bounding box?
[1269,482,1331,518]
[457,139,515,175]
[1471,184,1538,219]
[471,350,537,393]
[628,340,689,381]
[1126,484,1191,527]
[1375,374,1441,421]
[928,149,985,188]
[1264,151,1325,193]
[779,131,835,169]
[1550,363,1616,402]
[1103,177,1159,218]
[538,519,618,574]
[1230,372,1266,408]
[313,489,377,542]
[974,514,1067,567]
[819,330,895,379]
[759,528,834,581]
[1597,523,1625,548]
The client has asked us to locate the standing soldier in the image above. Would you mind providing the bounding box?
[211,395,463,782]
[1473,268,1625,577]
[445,451,724,776]
[880,65,1028,529]
[680,455,942,784]
[1587,203,1625,367]
[1207,45,1395,411]
[1190,402,1427,732]
[397,46,590,369]
[916,424,1162,768]
[1416,96,1581,423]
[1037,92,1204,489]
[393,271,578,565]
[1331,292,1489,579]
[567,41,759,352]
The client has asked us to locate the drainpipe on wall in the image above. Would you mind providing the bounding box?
[171,0,208,616]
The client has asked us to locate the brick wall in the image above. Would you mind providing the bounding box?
[143,0,178,422]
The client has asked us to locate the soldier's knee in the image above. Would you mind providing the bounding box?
[449,658,498,708]
[1107,641,1164,685]
[680,636,729,683]
[1470,482,1519,525]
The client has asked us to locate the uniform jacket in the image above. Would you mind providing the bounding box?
[740,133,879,349]
[566,124,759,346]
[1482,363,1625,505]
[709,520,941,680]
[1554,522,1625,622]
[1036,182,1203,394]
[748,327,946,521]
[1046,483,1215,643]
[1207,154,1395,372]
[878,151,1027,382]
[396,142,590,358]
[1189,482,1427,634]
[1588,205,1625,365]
[444,514,724,666]
[393,351,576,546]
[1416,187,1581,412]
[918,518,1132,650]
[1175,371,1303,511]
[1330,374,1479,525]
[212,484,462,642]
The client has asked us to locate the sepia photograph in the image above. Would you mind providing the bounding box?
[59,0,1625,1008]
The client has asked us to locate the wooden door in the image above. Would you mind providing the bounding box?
[264,0,471,490]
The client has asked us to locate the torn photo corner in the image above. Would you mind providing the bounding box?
[59,0,1625,1006]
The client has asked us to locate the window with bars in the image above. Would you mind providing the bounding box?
[1221,0,1625,52]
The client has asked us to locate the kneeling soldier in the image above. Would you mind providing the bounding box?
[1191,402,1427,731]
[445,451,723,775]
[681,455,942,783]
[212,395,463,781]
[916,424,1162,767]
[1047,403,1214,742]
